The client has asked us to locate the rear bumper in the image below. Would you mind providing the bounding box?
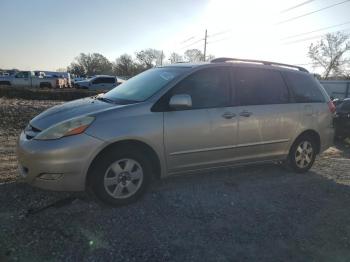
[17,132,104,191]
[320,127,334,153]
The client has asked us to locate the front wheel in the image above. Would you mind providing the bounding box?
[288,136,317,173]
[89,148,152,206]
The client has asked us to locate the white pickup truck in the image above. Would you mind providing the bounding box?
[0,71,66,88]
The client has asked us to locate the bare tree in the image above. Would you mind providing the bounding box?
[206,54,215,62]
[135,49,163,68]
[184,49,203,62]
[67,53,113,77]
[308,32,350,79]
[169,52,183,64]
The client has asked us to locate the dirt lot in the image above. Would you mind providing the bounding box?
[1,98,350,261]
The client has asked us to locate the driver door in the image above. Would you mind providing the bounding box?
[13,71,30,87]
[163,67,239,173]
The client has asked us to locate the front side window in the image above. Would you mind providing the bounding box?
[16,72,29,78]
[104,77,115,84]
[104,67,189,102]
[92,78,101,84]
[97,77,115,84]
[235,67,289,106]
[284,71,325,103]
[169,67,230,109]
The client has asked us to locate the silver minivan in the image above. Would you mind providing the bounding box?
[17,58,335,205]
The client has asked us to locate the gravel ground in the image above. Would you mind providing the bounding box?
[0,98,63,182]
[1,98,350,261]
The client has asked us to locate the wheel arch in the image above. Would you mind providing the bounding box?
[292,129,321,154]
[39,82,52,88]
[86,139,162,188]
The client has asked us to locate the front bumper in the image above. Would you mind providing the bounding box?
[17,132,104,191]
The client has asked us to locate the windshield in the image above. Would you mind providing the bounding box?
[103,67,188,102]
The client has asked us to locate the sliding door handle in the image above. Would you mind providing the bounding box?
[222,112,236,119]
[239,111,252,117]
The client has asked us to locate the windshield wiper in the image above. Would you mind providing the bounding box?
[96,96,115,104]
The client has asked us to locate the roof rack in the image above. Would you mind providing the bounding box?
[210,57,309,73]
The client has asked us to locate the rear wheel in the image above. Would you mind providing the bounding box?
[39,82,52,89]
[89,148,152,206]
[0,81,11,86]
[288,135,316,173]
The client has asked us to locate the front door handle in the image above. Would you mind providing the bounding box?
[222,112,236,119]
[239,111,252,117]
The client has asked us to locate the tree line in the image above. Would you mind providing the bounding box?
[67,49,214,78]
[67,31,349,80]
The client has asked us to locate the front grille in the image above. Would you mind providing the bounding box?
[25,124,41,140]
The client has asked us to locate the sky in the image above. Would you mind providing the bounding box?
[1,0,350,72]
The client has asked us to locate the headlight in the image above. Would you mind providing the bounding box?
[34,116,95,140]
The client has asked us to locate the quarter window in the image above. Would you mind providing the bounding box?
[284,71,325,103]
[235,68,289,106]
[170,67,230,109]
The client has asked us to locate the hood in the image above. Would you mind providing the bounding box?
[30,97,120,130]
[75,79,89,84]
[75,80,90,87]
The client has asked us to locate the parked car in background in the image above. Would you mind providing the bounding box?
[72,77,87,84]
[74,75,120,90]
[0,71,66,88]
[334,98,350,138]
[36,71,72,88]
[17,58,334,206]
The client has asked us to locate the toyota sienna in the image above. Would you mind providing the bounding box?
[17,58,335,205]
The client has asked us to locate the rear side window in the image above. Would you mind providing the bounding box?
[101,77,115,84]
[235,68,289,106]
[284,72,325,103]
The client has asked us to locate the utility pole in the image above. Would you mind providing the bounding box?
[160,50,164,66]
[203,29,207,62]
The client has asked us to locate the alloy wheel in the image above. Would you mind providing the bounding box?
[295,141,314,169]
[103,158,144,199]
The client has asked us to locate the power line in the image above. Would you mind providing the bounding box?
[276,0,350,25]
[208,29,231,38]
[294,63,314,66]
[281,20,350,40]
[207,36,232,44]
[180,38,204,49]
[181,36,196,44]
[282,27,350,45]
[280,0,315,13]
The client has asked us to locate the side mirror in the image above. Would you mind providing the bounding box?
[169,94,192,110]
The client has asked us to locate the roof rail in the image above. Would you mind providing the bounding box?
[210,57,309,73]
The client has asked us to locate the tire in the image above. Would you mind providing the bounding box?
[0,81,11,86]
[89,147,152,206]
[39,82,52,89]
[287,135,317,173]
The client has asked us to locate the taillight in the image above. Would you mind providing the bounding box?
[328,100,336,113]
